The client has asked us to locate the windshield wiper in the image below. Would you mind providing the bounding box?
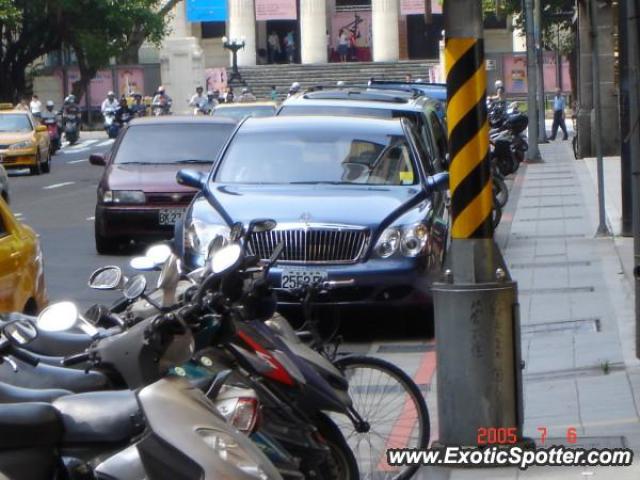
[174,159,212,164]
[288,181,357,185]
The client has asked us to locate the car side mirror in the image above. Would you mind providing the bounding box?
[425,172,449,195]
[176,169,206,190]
[89,154,106,166]
[36,125,47,133]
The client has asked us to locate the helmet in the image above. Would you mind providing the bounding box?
[495,80,504,89]
[157,85,165,93]
[65,94,76,104]
[242,87,250,94]
[196,86,203,92]
[290,82,300,92]
[107,91,115,97]
[46,100,54,108]
[207,90,214,96]
[336,80,345,87]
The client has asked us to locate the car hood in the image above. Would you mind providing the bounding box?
[197,183,425,228]
[106,163,212,193]
[0,132,33,145]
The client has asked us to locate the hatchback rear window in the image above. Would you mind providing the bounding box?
[114,124,234,165]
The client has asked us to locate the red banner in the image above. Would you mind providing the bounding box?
[255,0,297,21]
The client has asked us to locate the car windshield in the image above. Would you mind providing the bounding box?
[0,114,32,132]
[213,106,276,120]
[114,124,234,165]
[216,128,417,186]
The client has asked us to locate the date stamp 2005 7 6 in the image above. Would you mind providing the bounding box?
[476,427,578,446]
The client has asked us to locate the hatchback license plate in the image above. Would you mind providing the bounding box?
[281,269,328,289]
[159,208,185,226]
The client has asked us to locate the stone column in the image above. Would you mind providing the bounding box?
[228,0,257,66]
[300,0,328,64]
[372,0,400,62]
[160,2,204,114]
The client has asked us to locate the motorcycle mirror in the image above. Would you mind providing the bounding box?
[247,219,277,235]
[36,301,97,337]
[88,266,124,290]
[130,256,156,271]
[211,244,243,274]
[123,274,147,300]
[145,244,172,266]
[157,254,180,290]
[424,172,449,195]
[89,154,106,166]
[229,222,245,242]
[2,319,38,346]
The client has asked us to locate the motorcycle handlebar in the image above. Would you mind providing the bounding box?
[62,351,91,367]
[9,346,40,367]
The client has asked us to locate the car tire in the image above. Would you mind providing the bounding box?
[30,154,42,175]
[95,221,121,255]
[41,151,51,173]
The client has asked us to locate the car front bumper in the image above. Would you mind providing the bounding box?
[0,149,38,168]
[95,204,186,240]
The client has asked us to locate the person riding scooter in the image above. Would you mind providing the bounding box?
[114,97,133,128]
[41,101,62,153]
[61,95,80,144]
[189,86,208,115]
[151,85,172,115]
[101,91,119,138]
[130,93,147,117]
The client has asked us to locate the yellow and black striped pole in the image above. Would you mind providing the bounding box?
[433,0,529,450]
[445,34,493,239]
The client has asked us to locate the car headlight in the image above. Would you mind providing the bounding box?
[101,190,145,204]
[184,219,230,257]
[374,227,400,258]
[197,428,269,480]
[9,140,34,150]
[400,223,429,257]
[374,223,428,258]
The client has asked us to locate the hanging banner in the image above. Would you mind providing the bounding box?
[205,67,228,94]
[255,0,297,21]
[186,0,227,22]
[401,0,443,16]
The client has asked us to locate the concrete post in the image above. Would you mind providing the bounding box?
[300,0,328,64]
[228,0,257,67]
[158,1,204,114]
[372,0,400,62]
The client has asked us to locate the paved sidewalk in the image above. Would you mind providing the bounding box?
[417,140,640,478]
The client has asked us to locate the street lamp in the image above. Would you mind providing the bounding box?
[222,36,246,84]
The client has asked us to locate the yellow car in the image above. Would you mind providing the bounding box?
[0,196,47,314]
[0,104,51,175]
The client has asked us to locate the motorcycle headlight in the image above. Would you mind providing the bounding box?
[197,428,269,480]
[102,190,146,204]
[400,223,429,257]
[374,227,400,258]
[9,140,34,150]
[184,219,230,257]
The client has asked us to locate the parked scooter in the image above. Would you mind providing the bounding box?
[0,317,282,480]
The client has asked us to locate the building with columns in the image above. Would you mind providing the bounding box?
[155,0,515,110]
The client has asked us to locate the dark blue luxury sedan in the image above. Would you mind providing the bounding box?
[175,115,449,312]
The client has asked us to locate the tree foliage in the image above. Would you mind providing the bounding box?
[0,0,181,102]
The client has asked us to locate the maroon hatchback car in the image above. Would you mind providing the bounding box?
[90,116,237,254]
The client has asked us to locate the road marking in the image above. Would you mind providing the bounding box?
[68,139,98,149]
[96,139,114,147]
[43,181,75,190]
[14,212,23,218]
[67,158,88,164]
[86,216,95,221]
[59,148,89,155]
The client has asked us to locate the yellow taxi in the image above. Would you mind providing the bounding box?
[0,104,51,175]
[0,196,47,314]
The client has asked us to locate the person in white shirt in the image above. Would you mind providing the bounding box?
[30,95,42,119]
[101,91,119,115]
[189,86,207,113]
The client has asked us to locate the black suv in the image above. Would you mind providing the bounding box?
[277,86,449,173]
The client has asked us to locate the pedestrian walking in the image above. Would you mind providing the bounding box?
[284,31,296,63]
[337,29,349,63]
[29,95,42,119]
[267,31,281,64]
[270,85,278,102]
[348,29,357,61]
[549,88,568,141]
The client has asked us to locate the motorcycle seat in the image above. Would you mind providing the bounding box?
[0,312,94,357]
[0,381,71,404]
[53,390,143,444]
[0,358,109,392]
[0,403,62,449]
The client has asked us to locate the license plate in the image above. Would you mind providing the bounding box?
[281,268,328,289]
[159,208,185,226]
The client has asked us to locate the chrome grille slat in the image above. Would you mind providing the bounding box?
[250,225,369,264]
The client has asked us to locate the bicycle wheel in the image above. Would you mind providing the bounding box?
[331,355,430,480]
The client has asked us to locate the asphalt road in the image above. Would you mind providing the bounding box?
[7,133,132,310]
